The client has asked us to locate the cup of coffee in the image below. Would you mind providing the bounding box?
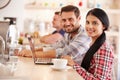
[52,59,68,69]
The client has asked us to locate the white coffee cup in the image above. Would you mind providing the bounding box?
[52,59,68,69]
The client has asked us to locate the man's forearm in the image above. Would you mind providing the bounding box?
[35,49,56,58]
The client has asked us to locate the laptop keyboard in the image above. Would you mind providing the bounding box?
[36,58,53,64]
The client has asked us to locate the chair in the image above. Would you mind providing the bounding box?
[112,55,118,80]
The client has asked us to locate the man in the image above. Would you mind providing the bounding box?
[18,5,91,65]
[40,11,65,44]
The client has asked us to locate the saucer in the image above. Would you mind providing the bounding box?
[50,66,72,71]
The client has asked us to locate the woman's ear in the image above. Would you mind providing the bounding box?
[103,25,106,30]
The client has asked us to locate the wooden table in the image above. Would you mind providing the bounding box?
[13,57,83,80]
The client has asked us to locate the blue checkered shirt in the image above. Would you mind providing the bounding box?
[52,25,91,65]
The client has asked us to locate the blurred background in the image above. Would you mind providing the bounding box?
[0,0,120,79]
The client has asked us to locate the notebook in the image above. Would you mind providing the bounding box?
[28,37,53,65]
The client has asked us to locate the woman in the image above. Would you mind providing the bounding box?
[63,8,114,80]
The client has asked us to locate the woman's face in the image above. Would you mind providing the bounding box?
[85,15,105,40]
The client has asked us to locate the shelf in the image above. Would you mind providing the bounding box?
[25,3,61,10]
[81,8,120,14]
[25,4,120,14]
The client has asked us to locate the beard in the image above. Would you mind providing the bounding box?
[68,27,79,33]
[63,24,79,33]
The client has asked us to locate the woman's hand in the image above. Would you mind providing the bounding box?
[61,55,75,67]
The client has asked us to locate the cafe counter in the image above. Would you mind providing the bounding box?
[13,57,84,80]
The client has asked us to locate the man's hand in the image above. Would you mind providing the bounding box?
[17,49,32,57]
[35,48,43,51]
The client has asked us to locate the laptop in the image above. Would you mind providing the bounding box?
[28,37,53,65]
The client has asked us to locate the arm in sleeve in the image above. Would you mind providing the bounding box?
[74,44,114,80]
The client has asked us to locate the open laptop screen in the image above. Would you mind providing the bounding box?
[27,37,53,65]
[28,37,36,59]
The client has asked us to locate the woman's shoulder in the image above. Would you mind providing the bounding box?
[98,40,114,56]
[101,40,113,49]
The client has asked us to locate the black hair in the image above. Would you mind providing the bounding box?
[61,5,80,18]
[55,11,60,15]
[86,8,109,31]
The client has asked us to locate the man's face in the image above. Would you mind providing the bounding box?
[61,11,80,33]
[52,14,61,29]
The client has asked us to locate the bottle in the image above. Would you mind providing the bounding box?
[6,24,19,56]
[8,24,18,45]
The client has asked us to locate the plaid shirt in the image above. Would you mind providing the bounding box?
[74,41,114,80]
[52,25,91,65]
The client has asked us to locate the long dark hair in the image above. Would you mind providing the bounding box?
[86,8,109,31]
[81,8,110,71]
